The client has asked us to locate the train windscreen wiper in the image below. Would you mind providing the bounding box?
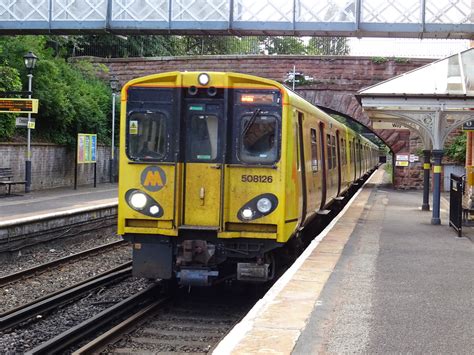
[242,108,261,138]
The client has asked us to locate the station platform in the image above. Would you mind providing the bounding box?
[0,184,118,224]
[215,167,474,354]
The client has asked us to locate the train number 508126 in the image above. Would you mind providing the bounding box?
[241,175,273,183]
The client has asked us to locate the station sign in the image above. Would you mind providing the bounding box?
[77,133,97,164]
[396,161,409,167]
[15,116,36,128]
[0,98,39,114]
[372,121,409,130]
[462,120,474,130]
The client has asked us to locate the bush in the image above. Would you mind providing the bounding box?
[445,133,466,164]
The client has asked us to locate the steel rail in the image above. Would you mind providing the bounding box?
[0,262,132,332]
[25,282,163,355]
[73,296,171,354]
[0,240,127,286]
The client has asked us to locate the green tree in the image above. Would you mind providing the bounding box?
[0,35,112,145]
[0,65,22,139]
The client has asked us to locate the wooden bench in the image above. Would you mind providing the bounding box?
[0,168,26,195]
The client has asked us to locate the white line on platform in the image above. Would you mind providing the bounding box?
[0,201,118,228]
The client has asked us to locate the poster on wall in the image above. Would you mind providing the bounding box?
[77,133,97,164]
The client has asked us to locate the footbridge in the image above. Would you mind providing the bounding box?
[1,0,473,38]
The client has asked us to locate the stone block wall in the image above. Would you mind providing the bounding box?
[0,143,113,193]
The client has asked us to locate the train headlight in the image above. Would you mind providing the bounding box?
[125,189,164,218]
[129,192,147,210]
[198,73,210,86]
[237,194,278,222]
[241,208,254,220]
[256,198,272,213]
[149,205,160,215]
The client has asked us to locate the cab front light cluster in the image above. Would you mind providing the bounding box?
[126,189,164,218]
[238,194,278,222]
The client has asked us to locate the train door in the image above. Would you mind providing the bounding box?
[182,101,225,227]
[319,122,327,209]
[336,130,342,195]
[297,112,307,224]
[352,138,357,181]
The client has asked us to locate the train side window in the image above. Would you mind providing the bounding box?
[326,134,332,169]
[128,111,167,161]
[239,114,278,163]
[331,135,337,168]
[310,128,318,172]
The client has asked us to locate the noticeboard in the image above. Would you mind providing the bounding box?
[0,98,39,113]
[77,133,97,164]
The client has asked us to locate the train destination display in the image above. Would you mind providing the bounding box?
[0,98,39,114]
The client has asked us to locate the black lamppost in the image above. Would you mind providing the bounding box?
[109,75,120,183]
[23,51,38,193]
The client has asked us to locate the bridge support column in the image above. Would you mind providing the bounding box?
[422,150,431,211]
[431,150,444,225]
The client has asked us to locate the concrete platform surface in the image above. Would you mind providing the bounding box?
[214,167,474,354]
[0,183,117,223]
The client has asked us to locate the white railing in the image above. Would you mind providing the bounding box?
[0,0,472,37]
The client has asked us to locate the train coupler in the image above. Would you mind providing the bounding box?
[237,262,270,282]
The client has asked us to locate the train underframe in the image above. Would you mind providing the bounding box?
[123,233,286,287]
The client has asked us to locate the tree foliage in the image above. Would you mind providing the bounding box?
[0,36,112,145]
[445,133,466,164]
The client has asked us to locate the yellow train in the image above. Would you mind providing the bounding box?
[118,71,379,286]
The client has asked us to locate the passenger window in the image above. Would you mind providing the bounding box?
[331,135,337,168]
[189,114,218,161]
[310,128,318,172]
[128,111,167,161]
[327,134,332,169]
[240,114,277,163]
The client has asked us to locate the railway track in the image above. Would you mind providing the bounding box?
[0,240,127,286]
[74,286,264,354]
[0,262,132,332]
[26,282,164,355]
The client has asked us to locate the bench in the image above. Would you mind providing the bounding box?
[0,168,26,195]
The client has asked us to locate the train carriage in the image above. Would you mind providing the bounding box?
[118,71,378,286]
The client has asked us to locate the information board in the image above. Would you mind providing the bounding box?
[0,98,39,113]
[77,133,97,164]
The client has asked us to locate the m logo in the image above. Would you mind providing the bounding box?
[141,166,167,192]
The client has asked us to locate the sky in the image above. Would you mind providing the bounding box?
[349,38,471,58]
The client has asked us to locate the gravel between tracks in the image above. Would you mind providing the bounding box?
[0,226,120,278]
[0,277,153,353]
[0,244,132,313]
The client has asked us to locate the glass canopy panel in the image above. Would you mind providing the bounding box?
[361,0,420,23]
[54,0,107,21]
[0,0,49,21]
[172,0,229,21]
[425,0,472,24]
[233,0,292,22]
[296,0,355,22]
[360,48,474,96]
[113,0,168,21]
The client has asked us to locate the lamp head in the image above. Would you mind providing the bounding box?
[23,51,38,73]
[109,75,120,92]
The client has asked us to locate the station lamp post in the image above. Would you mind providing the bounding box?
[23,51,38,193]
[109,75,120,183]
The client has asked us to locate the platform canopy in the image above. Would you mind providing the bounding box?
[358,48,474,150]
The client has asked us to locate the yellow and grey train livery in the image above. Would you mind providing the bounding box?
[118,71,379,286]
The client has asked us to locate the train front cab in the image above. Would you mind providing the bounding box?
[118,72,297,286]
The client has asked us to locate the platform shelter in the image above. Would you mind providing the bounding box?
[358,48,474,225]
